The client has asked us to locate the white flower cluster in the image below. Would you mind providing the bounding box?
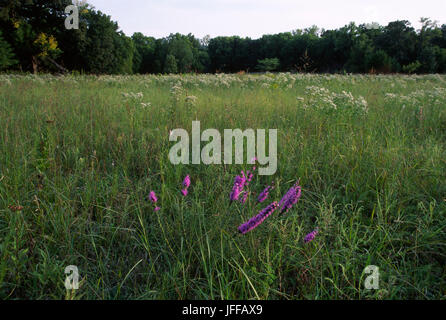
[303,86,368,114]
[385,87,446,109]
[140,102,152,108]
[122,92,143,99]
[2,73,446,91]
[170,82,184,102]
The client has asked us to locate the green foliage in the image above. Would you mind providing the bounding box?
[418,45,439,73]
[1,2,446,74]
[437,48,446,73]
[0,0,74,72]
[256,57,280,72]
[131,32,156,74]
[163,54,178,74]
[402,61,422,74]
[366,49,392,73]
[81,10,134,74]
[166,33,194,73]
[0,30,16,70]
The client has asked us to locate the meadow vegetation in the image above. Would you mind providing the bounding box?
[0,72,445,299]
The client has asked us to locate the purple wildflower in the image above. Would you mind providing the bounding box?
[180,175,191,197]
[257,185,273,203]
[149,191,160,212]
[278,182,302,214]
[304,228,319,243]
[238,202,279,234]
[241,191,249,204]
[230,171,247,202]
[182,175,191,188]
[230,168,255,203]
[149,191,158,203]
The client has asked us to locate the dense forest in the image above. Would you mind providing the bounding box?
[1,0,446,74]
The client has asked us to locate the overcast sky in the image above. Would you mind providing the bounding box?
[87,0,446,39]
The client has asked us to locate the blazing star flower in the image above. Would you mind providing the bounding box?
[149,191,160,211]
[246,170,254,182]
[304,228,319,243]
[230,172,247,202]
[257,185,273,203]
[241,191,249,204]
[238,202,279,234]
[149,191,158,203]
[181,175,191,197]
[230,169,255,203]
[278,182,301,214]
[182,175,191,189]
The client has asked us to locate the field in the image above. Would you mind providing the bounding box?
[0,73,445,300]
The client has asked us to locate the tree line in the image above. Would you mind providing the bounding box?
[1,0,446,74]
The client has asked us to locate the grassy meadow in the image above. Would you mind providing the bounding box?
[0,73,445,299]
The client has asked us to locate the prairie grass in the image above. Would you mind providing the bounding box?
[0,73,445,299]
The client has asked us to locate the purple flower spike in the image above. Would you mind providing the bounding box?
[304,228,319,243]
[183,175,191,189]
[257,185,272,203]
[241,191,249,204]
[278,182,301,214]
[230,170,255,203]
[181,175,191,197]
[149,191,158,203]
[149,191,160,211]
[246,170,254,182]
[238,202,279,234]
[230,172,247,202]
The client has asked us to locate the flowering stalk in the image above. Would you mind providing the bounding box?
[278,182,301,214]
[149,191,160,212]
[230,171,247,202]
[238,202,279,234]
[230,169,254,203]
[257,185,273,203]
[181,175,191,197]
[149,191,157,203]
[304,228,319,243]
[241,191,250,204]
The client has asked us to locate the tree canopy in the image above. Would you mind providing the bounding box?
[1,1,446,74]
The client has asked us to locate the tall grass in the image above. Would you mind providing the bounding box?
[0,73,445,299]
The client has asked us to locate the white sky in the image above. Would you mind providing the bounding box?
[87,0,446,39]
